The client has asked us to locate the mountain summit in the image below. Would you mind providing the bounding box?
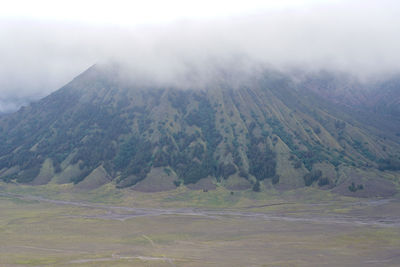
[0,64,399,196]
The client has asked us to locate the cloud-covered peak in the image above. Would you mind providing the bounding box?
[1,0,400,111]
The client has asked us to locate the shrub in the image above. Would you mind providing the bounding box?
[303,169,322,186]
[318,177,330,186]
[238,169,249,179]
[348,182,364,192]
[70,169,92,184]
[272,175,280,185]
[163,167,172,176]
[16,166,41,183]
[247,133,277,181]
[378,158,400,171]
[294,160,302,169]
[252,180,261,192]
[218,163,236,179]
[335,120,346,129]
[173,180,182,187]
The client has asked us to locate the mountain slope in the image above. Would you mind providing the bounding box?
[0,65,399,196]
[297,71,400,138]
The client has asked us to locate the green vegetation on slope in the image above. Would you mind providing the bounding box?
[0,65,398,195]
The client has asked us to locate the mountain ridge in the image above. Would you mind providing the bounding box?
[0,64,399,197]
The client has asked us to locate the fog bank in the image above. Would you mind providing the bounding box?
[1,0,400,111]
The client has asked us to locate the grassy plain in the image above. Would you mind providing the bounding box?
[1,183,400,266]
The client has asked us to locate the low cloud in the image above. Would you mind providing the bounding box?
[1,0,400,111]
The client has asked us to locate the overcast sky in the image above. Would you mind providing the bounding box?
[1,0,400,112]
